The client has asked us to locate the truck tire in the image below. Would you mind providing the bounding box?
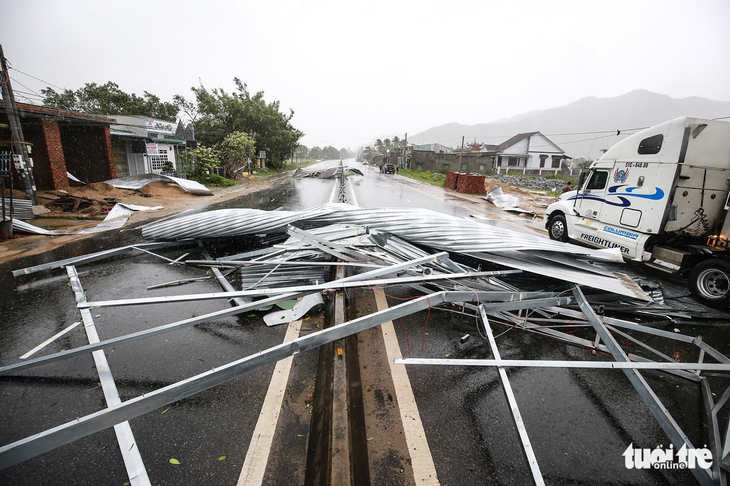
[548,214,570,242]
[689,259,730,309]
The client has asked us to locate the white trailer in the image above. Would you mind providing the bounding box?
[545,116,730,308]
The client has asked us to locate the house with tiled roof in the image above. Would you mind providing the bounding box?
[494,131,569,170]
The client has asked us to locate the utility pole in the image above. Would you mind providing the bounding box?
[0,45,39,205]
[404,132,408,169]
[460,136,465,170]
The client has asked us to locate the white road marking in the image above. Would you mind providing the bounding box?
[347,177,359,207]
[373,289,440,485]
[328,176,338,203]
[351,167,437,481]
[19,321,82,359]
[238,319,302,486]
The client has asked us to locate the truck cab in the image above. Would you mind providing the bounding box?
[545,116,730,308]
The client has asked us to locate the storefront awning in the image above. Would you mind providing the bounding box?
[149,138,184,144]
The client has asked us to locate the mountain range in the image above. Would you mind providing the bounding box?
[407,90,730,161]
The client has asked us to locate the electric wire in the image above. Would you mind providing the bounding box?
[6,66,68,91]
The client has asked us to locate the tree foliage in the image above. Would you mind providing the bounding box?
[218,131,256,175]
[181,145,221,177]
[309,146,323,159]
[41,82,178,119]
[322,146,340,160]
[189,78,302,169]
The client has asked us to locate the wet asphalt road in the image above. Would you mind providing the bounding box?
[1,159,729,485]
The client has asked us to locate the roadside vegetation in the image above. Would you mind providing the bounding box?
[191,173,237,187]
[398,169,446,186]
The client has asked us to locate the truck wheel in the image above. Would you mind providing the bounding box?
[548,214,570,242]
[689,259,730,309]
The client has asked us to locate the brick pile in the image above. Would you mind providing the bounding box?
[455,173,486,194]
[444,171,462,189]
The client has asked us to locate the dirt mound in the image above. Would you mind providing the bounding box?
[139,181,188,197]
[66,183,126,200]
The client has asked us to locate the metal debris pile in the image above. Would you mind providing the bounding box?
[292,166,363,178]
[9,203,163,236]
[5,203,730,485]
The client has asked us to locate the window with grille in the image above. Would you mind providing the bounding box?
[150,149,169,171]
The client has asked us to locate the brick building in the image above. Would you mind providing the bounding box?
[0,102,116,190]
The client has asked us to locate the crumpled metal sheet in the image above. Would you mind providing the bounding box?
[143,203,622,261]
[105,173,212,196]
[142,203,354,240]
[292,167,363,178]
[143,204,648,300]
[11,203,163,236]
[2,198,34,220]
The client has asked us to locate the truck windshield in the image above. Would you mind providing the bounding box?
[586,170,608,190]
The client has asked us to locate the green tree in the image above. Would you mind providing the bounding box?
[309,146,323,159]
[295,145,308,158]
[182,145,220,177]
[41,82,178,119]
[219,131,256,176]
[172,94,200,133]
[187,78,302,169]
[363,146,376,160]
[322,146,340,160]
[375,139,384,154]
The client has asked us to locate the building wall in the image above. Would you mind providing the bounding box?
[1,108,115,190]
[410,151,495,173]
[16,121,56,191]
[529,133,562,154]
[60,125,113,183]
[111,138,128,178]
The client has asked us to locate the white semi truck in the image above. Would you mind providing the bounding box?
[545,116,730,308]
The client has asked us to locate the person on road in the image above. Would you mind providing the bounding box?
[561,181,573,193]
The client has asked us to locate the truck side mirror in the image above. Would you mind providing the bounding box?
[577,171,586,194]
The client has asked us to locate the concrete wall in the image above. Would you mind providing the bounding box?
[409,150,495,173]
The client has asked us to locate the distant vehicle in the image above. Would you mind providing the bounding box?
[545,116,730,308]
[381,163,396,174]
[362,161,369,166]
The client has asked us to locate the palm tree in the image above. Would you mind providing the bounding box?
[375,139,384,154]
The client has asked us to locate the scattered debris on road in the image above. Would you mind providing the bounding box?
[6,202,730,485]
[292,166,363,178]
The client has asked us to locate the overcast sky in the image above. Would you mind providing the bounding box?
[4,0,729,149]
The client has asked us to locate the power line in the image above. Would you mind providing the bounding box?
[9,76,44,99]
[7,66,67,91]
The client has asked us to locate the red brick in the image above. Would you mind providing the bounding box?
[41,118,69,189]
